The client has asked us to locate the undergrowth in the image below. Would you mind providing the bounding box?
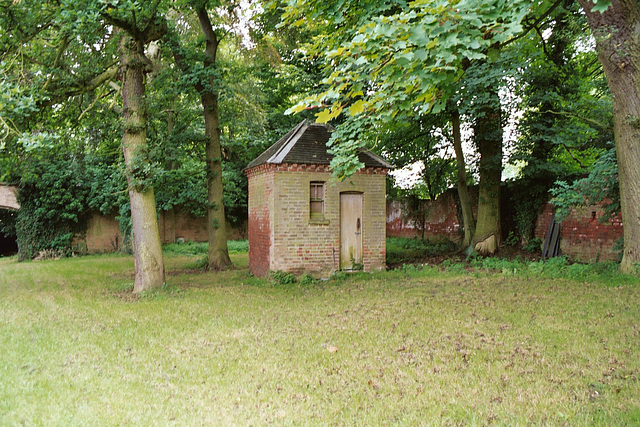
[386,237,457,265]
[163,240,248,256]
[394,255,637,285]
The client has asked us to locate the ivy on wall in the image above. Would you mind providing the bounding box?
[16,158,92,260]
[8,153,247,260]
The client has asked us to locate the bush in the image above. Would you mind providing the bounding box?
[227,240,248,253]
[299,274,316,285]
[386,237,457,265]
[524,237,542,253]
[163,241,208,255]
[16,159,91,260]
[270,270,297,285]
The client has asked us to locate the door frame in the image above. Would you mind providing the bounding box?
[339,191,364,271]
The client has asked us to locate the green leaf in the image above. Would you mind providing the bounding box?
[349,100,366,116]
[285,103,307,115]
[591,0,612,13]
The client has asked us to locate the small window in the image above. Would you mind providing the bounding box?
[310,181,325,220]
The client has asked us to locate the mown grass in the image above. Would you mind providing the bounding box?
[1,248,639,425]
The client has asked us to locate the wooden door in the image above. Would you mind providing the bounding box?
[340,192,363,270]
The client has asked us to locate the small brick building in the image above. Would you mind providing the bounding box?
[245,120,391,277]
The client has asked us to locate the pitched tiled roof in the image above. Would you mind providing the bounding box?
[246,120,392,170]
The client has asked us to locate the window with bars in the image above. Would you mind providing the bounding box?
[310,181,325,220]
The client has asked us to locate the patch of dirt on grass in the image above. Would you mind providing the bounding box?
[107,289,140,302]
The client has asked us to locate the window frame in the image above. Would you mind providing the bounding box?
[309,181,325,220]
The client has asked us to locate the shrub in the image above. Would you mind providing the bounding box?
[299,274,316,285]
[227,240,248,253]
[270,270,297,285]
[386,237,457,265]
[524,237,542,253]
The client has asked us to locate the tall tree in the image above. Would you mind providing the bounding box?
[509,3,612,244]
[168,1,264,270]
[196,4,232,270]
[576,0,640,274]
[100,3,169,291]
[282,0,532,254]
[463,62,504,254]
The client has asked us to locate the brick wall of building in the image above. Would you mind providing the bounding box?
[266,164,387,277]
[246,165,275,277]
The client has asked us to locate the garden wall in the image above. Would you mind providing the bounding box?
[386,190,475,242]
[387,194,624,263]
[81,210,247,253]
[534,203,623,263]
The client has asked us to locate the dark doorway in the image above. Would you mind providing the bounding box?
[0,231,18,256]
[0,209,18,257]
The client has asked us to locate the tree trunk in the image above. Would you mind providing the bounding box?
[451,108,476,248]
[198,7,232,270]
[472,89,503,255]
[119,34,165,292]
[578,0,640,274]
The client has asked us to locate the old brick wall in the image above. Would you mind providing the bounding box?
[160,209,207,243]
[535,203,623,262]
[386,191,464,242]
[84,214,122,252]
[81,210,246,254]
[388,193,624,263]
[246,165,275,277]
[268,164,387,276]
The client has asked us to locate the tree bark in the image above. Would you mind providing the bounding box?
[119,34,165,292]
[451,108,476,248]
[578,0,640,274]
[472,89,503,255]
[198,6,232,270]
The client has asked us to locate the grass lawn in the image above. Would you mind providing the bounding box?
[1,249,639,425]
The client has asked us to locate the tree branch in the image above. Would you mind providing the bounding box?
[498,0,565,50]
[101,13,143,42]
[538,109,612,130]
[41,36,70,92]
[197,6,219,64]
[38,63,119,107]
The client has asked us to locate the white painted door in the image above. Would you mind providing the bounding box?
[340,193,363,270]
